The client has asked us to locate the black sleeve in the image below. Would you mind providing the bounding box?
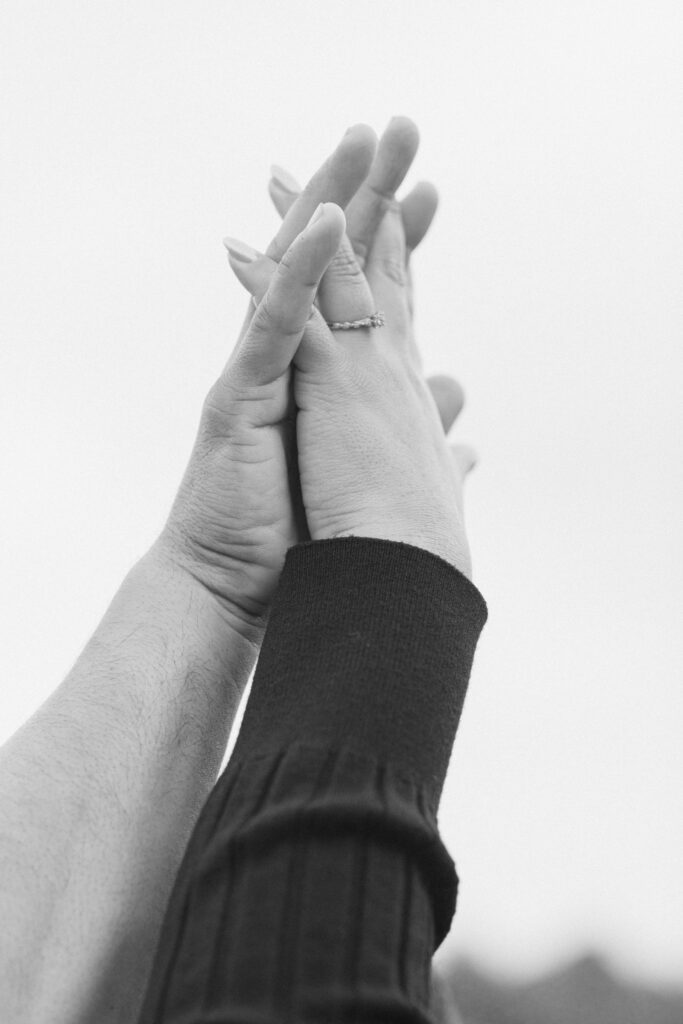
[137,537,487,1023]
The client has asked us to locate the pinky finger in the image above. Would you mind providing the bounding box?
[450,442,479,518]
[451,443,479,480]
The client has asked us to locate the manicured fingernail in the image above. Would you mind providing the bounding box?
[222,236,260,263]
[270,164,300,195]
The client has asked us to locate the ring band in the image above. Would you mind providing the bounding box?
[325,311,386,331]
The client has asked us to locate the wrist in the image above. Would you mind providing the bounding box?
[232,536,487,800]
[115,542,261,700]
[147,534,269,653]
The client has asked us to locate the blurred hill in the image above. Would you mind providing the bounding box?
[434,954,683,1024]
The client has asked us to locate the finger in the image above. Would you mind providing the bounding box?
[401,180,439,257]
[223,236,273,298]
[450,443,479,521]
[268,166,301,219]
[318,235,376,327]
[363,202,409,334]
[266,124,376,262]
[345,115,420,267]
[269,166,375,327]
[223,204,345,386]
[426,375,465,433]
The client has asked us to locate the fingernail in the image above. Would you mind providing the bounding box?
[307,202,325,227]
[222,236,260,263]
[270,164,300,195]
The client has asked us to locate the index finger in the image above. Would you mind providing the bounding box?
[266,124,376,262]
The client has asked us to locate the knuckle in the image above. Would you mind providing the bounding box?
[327,245,364,281]
[200,373,270,444]
[377,256,407,287]
[368,181,395,205]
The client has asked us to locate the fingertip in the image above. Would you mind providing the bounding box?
[223,236,261,263]
[226,251,256,291]
[268,177,295,218]
[413,179,439,208]
[303,200,345,236]
[401,181,439,252]
[270,163,301,195]
[307,201,346,264]
[273,202,346,297]
[363,116,420,202]
[386,115,420,158]
[342,122,378,154]
[430,373,465,403]
[320,200,346,232]
[226,250,273,301]
[337,123,378,180]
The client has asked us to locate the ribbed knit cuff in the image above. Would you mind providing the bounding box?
[139,742,462,1020]
[232,537,488,802]
[137,539,487,1022]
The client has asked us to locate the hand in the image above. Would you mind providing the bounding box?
[270,118,439,356]
[230,119,476,578]
[157,126,377,640]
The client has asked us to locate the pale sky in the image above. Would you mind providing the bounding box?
[1,0,681,988]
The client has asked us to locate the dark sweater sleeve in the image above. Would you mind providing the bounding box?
[137,537,487,1023]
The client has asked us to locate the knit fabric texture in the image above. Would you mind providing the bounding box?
[137,537,488,1023]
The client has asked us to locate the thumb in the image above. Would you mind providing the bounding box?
[224,203,345,386]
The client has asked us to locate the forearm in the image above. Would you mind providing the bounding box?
[0,543,257,1024]
[139,538,488,1021]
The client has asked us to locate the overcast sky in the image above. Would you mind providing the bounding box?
[1,0,681,987]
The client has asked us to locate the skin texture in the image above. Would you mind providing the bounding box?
[165,117,475,635]
[0,551,255,1024]
[229,202,473,577]
[159,125,378,641]
[0,118,477,1022]
[228,117,476,576]
[0,130,378,1024]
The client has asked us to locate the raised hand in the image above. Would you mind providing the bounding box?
[270,117,439,357]
[269,118,470,453]
[230,118,476,578]
[157,126,376,639]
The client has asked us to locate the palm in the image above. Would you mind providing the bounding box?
[164,370,301,621]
